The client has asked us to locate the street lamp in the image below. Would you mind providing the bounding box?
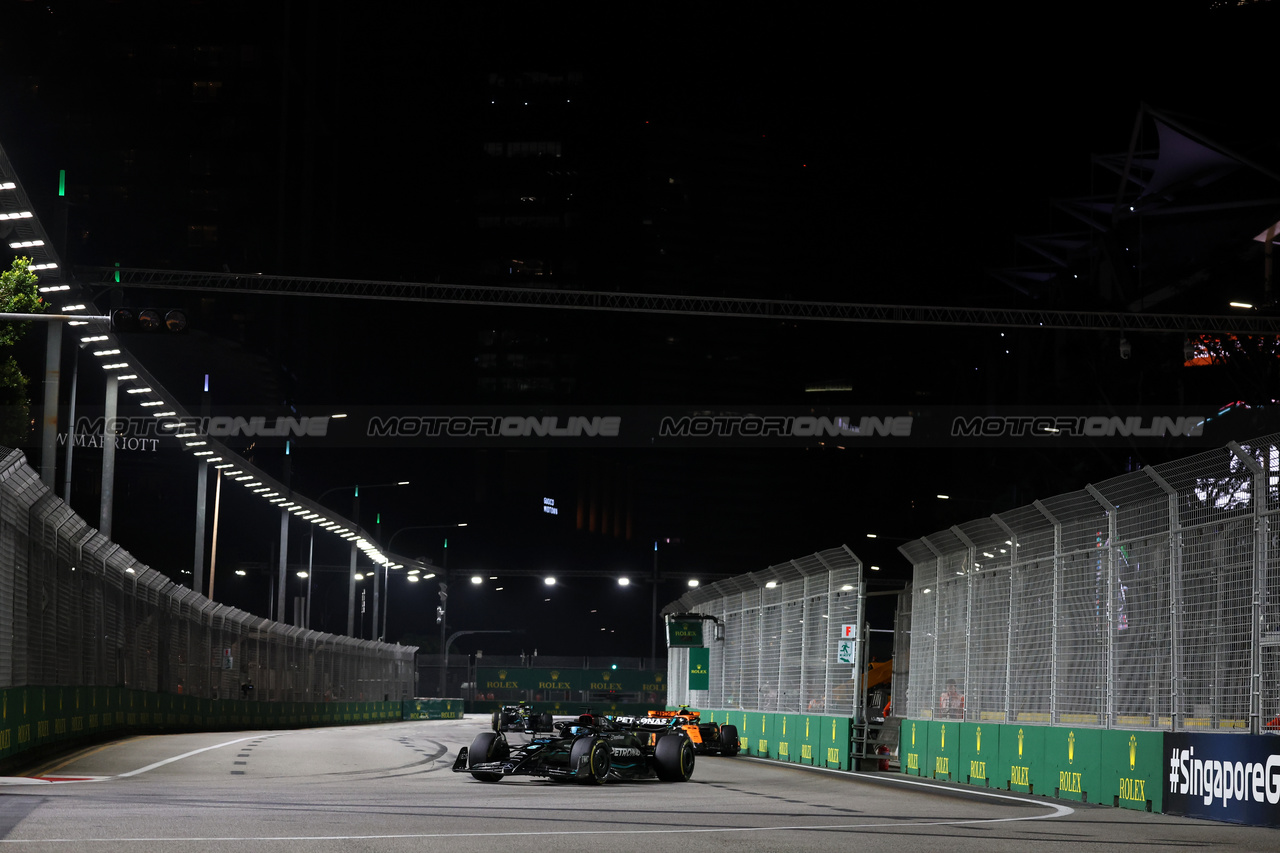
[385,522,467,667]
[314,481,410,637]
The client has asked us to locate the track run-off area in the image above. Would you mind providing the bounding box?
[0,716,1271,853]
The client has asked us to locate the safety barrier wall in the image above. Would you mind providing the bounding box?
[901,717,1280,828]
[686,707,854,770]
[0,447,415,704]
[0,684,444,768]
[662,547,866,718]
[899,434,1280,733]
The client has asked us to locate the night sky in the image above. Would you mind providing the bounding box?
[0,1,1277,658]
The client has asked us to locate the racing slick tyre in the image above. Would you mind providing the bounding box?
[467,731,509,782]
[569,736,612,785]
[719,724,740,756]
[654,733,695,782]
[490,711,501,732]
[538,712,553,732]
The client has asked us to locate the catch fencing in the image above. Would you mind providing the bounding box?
[0,448,415,702]
[900,434,1280,732]
[661,546,868,717]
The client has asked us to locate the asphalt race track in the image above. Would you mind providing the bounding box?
[0,716,1271,852]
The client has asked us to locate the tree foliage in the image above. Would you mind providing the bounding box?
[0,256,44,346]
[0,256,45,445]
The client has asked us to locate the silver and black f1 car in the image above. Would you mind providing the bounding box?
[490,701,553,733]
[454,712,696,784]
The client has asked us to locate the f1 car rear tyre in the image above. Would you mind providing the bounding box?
[569,736,611,785]
[468,731,509,782]
[719,724,740,755]
[654,733,695,781]
[538,712,553,732]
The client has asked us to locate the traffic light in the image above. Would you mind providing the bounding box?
[109,308,188,334]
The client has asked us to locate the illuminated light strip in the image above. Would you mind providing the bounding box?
[92,349,120,357]
[80,335,108,343]
[28,263,57,271]
[116,374,138,380]
[38,284,69,292]
[0,211,33,219]
[213,463,235,469]
[125,387,153,394]
[102,363,130,369]
[69,321,89,326]
[140,401,165,407]
[184,441,207,447]
[10,238,42,247]
[62,304,84,311]
[151,411,177,417]
[193,451,214,457]
[234,475,252,482]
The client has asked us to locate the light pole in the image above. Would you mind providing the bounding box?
[385,523,466,651]
[315,481,409,637]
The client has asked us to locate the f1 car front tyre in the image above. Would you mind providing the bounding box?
[569,736,611,785]
[468,732,509,782]
[654,733,695,781]
[490,711,501,732]
[719,724,740,756]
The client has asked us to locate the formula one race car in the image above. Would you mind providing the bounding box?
[612,705,740,756]
[455,711,696,784]
[490,701,553,734]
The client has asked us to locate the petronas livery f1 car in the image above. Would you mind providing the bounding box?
[491,701,553,733]
[454,712,695,784]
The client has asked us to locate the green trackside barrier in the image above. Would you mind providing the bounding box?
[901,719,926,776]
[773,715,794,762]
[722,709,752,753]
[927,720,960,781]
[998,723,1043,793]
[958,722,1000,788]
[1043,726,1102,802]
[1102,730,1162,812]
[793,714,822,765]
[0,686,414,770]
[404,698,465,720]
[742,712,774,758]
[820,715,852,771]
